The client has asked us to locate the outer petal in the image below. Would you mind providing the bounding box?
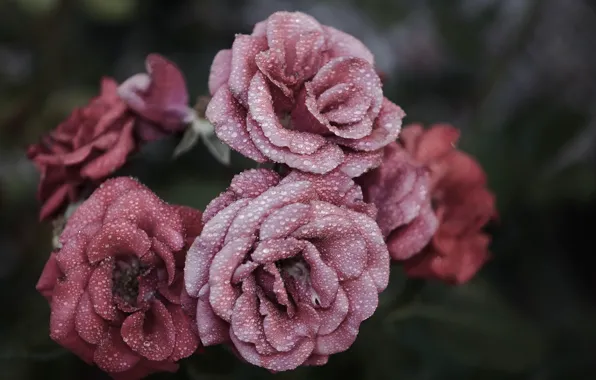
[207,86,267,162]
[36,252,61,301]
[324,26,374,63]
[49,266,91,341]
[94,328,142,374]
[209,49,233,95]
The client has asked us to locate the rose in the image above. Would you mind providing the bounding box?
[118,54,194,142]
[36,177,202,379]
[206,11,404,176]
[27,54,192,221]
[400,124,497,284]
[361,124,496,284]
[184,169,389,371]
[359,142,439,260]
[27,78,136,221]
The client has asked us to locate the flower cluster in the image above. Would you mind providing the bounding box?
[29,10,496,380]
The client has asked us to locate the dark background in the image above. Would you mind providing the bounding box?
[1,0,596,379]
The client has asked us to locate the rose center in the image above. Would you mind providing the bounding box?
[112,256,150,306]
[278,257,321,307]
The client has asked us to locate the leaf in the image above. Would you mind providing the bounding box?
[173,119,231,166]
[173,124,201,159]
[201,128,231,166]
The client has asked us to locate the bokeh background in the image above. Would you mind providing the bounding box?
[1,0,596,379]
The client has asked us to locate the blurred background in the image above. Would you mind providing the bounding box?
[1,0,596,379]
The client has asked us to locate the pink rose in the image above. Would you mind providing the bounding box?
[36,177,202,379]
[184,169,389,371]
[400,124,497,284]
[206,11,404,176]
[359,142,439,260]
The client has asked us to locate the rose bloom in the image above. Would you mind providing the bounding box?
[184,169,389,371]
[36,177,202,379]
[362,124,496,284]
[27,54,191,221]
[206,11,404,176]
[359,142,439,261]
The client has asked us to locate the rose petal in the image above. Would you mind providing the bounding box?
[229,168,281,198]
[317,287,349,335]
[86,221,151,264]
[225,180,315,244]
[185,199,250,297]
[248,72,327,154]
[302,242,339,308]
[230,277,276,355]
[228,35,268,106]
[196,286,230,345]
[168,304,200,360]
[207,86,267,162]
[209,49,233,95]
[324,26,374,63]
[36,252,61,300]
[259,203,311,240]
[387,204,438,260]
[88,260,119,321]
[49,265,91,341]
[251,238,305,263]
[80,119,136,180]
[346,209,390,291]
[332,98,404,152]
[121,299,176,361]
[230,325,315,372]
[75,292,108,344]
[208,236,255,321]
[246,115,344,174]
[94,328,141,373]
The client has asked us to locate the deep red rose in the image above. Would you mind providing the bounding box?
[118,54,193,142]
[27,54,191,221]
[27,78,136,221]
[36,177,202,379]
[206,11,404,176]
[184,169,389,371]
[359,142,439,260]
[399,124,497,284]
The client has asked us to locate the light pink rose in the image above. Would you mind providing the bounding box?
[206,11,404,176]
[185,169,389,371]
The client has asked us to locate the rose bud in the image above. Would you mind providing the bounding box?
[184,169,389,371]
[36,177,202,379]
[206,11,404,176]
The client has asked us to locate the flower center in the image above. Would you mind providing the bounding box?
[278,257,321,307]
[112,256,150,306]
